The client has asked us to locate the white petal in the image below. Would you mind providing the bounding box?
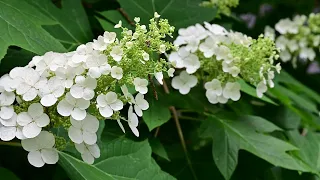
[129,125,139,137]
[83,131,97,145]
[17,112,33,126]
[83,115,99,133]
[110,100,123,111]
[16,83,31,95]
[37,131,55,149]
[75,143,86,153]
[99,106,113,118]
[23,122,41,138]
[84,77,97,89]
[105,92,118,104]
[22,138,39,151]
[28,103,44,119]
[134,105,143,117]
[155,72,163,85]
[41,148,59,164]
[68,126,83,144]
[16,126,25,140]
[83,88,95,100]
[57,100,73,117]
[171,77,183,90]
[81,151,94,164]
[1,112,17,126]
[70,116,84,127]
[117,119,125,133]
[23,88,38,101]
[96,94,108,107]
[70,85,84,99]
[52,86,65,98]
[41,94,57,107]
[0,91,15,106]
[28,151,45,167]
[138,86,148,94]
[87,144,100,158]
[100,64,111,75]
[0,127,16,141]
[71,108,87,121]
[0,106,14,120]
[179,85,191,95]
[88,67,101,78]
[76,99,90,110]
[34,114,50,127]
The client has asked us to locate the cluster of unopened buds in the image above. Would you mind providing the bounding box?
[265,13,320,66]
[169,22,281,104]
[200,0,239,16]
[0,13,175,167]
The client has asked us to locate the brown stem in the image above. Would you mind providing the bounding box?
[148,74,158,100]
[117,8,135,26]
[0,141,22,147]
[162,80,198,180]
[154,127,160,137]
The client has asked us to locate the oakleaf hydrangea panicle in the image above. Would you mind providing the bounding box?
[169,22,281,104]
[0,13,175,166]
[266,13,320,66]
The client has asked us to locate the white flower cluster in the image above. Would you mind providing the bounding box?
[0,14,175,167]
[169,22,281,103]
[265,13,320,65]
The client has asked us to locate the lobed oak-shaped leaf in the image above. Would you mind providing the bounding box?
[199,114,309,180]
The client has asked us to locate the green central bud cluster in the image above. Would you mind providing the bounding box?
[200,0,239,16]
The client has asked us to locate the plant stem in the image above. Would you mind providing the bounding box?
[0,141,22,147]
[154,127,160,137]
[179,116,202,122]
[162,80,198,180]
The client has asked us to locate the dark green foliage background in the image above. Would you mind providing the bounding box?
[1,0,320,180]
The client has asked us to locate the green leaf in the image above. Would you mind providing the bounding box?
[276,71,320,104]
[27,0,93,50]
[0,167,20,180]
[150,138,170,161]
[287,130,320,174]
[238,79,277,105]
[0,49,35,76]
[276,85,318,113]
[116,0,217,29]
[59,137,176,180]
[199,114,309,180]
[59,152,116,180]
[0,0,66,60]
[269,84,320,129]
[143,92,171,131]
[268,106,301,130]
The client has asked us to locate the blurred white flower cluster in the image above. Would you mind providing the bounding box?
[169,22,281,104]
[0,13,175,167]
[265,13,320,66]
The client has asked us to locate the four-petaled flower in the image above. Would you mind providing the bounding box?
[21,131,59,167]
[68,115,99,145]
[96,92,123,118]
[133,78,148,94]
[75,142,100,164]
[70,76,97,100]
[172,71,197,95]
[57,93,90,120]
[17,103,50,138]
